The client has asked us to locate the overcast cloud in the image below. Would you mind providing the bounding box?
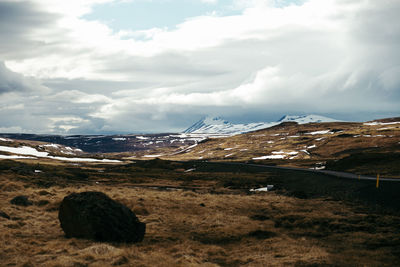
[0,0,399,134]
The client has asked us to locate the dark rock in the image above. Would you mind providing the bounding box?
[58,191,145,243]
[10,195,33,206]
[0,210,10,219]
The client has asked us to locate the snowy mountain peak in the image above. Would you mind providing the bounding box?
[278,114,339,124]
[203,116,230,125]
[184,114,340,135]
[183,116,230,133]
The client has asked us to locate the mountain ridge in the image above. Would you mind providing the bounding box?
[183,114,340,135]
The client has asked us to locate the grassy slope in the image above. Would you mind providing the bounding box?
[132,121,400,177]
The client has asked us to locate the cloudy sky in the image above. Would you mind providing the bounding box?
[0,0,399,134]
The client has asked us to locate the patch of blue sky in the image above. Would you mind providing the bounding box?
[273,0,307,8]
[83,0,308,33]
[83,0,238,32]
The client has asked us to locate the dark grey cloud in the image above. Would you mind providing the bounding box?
[0,61,46,93]
[0,1,56,60]
[43,78,151,96]
[0,1,45,26]
[0,0,399,134]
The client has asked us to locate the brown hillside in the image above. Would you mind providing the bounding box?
[131,120,400,177]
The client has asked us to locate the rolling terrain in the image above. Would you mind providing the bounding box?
[0,114,341,154]
[0,133,202,153]
[133,118,400,178]
[1,116,400,266]
[1,116,400,177]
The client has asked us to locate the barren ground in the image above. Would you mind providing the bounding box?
[1,159,400,266]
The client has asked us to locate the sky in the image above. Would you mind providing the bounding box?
[0,0,399,134]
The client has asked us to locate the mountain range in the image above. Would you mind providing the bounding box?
[0,114,340,153]
[183,114,340,135]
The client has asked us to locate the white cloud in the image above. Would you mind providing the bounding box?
[201,0,218,4]
[0,0,399,133]
[50,90,112,104]
[48,116,91,132]
[5,0,342,79]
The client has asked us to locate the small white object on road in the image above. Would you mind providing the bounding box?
[250,185,274,192]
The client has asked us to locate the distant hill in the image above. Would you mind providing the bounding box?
[183,114,340,135]
[164,118,400,177]
[0,133,201,153]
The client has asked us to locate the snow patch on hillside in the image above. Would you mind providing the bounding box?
[253,150,299,160]
[143,154,163,158]
[0,145,120,163]
[0,155,36,159]
[112,137,127,141]
[253,155,285,160]
[0,146,49,157]
[306,130,332,135]
[364,121,400,126]
[43,144,59,148]
[0,138,14,142]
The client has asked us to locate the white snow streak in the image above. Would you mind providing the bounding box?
[253,155,285,160]
[0,154,37,159]
[0,145,120,162]
[306,130,332,135]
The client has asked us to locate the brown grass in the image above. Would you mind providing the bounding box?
[126,121,400,177]
[1,160,400,267]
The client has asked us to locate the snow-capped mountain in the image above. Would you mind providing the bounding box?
[183,117,230,133]
[183,115,340,135]
[278,114,339,124]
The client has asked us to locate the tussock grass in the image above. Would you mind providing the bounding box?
[1,160,400,266]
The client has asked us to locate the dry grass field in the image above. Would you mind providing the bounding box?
[1,159,400,266]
